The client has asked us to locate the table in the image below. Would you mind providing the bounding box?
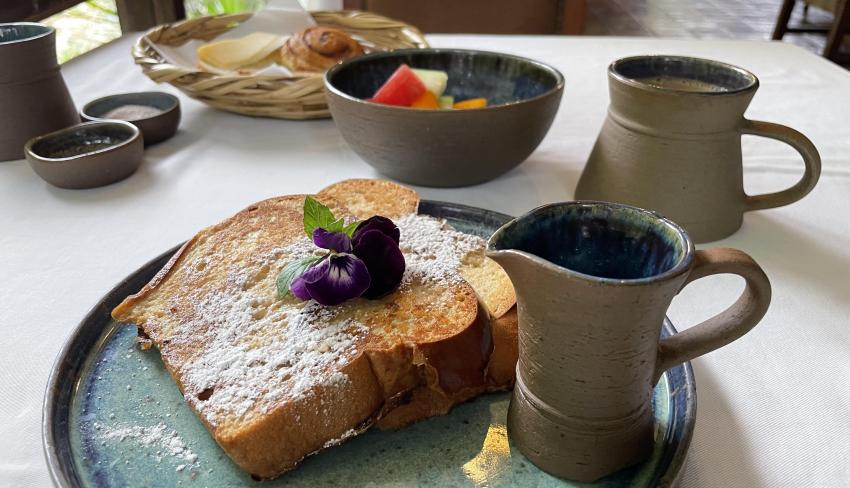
[2,34,849,487]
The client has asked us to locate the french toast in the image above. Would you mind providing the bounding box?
[318,179,516,320]
[317,179,419,220]
[112,194,492,478]
[486,307,518,391]
[317,180,519,428]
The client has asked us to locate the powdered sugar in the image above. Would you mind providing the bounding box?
[321,428,358,448]
[96,422,198,468]
[173,238,367,424]
[396,214,485,285]
[162,215,482,425]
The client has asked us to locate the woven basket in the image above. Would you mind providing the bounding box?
[132,10,428,119]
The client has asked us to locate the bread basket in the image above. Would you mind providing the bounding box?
[131,10,428,119]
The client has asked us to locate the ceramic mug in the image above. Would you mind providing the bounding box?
[487,201,771,482]
[0,23,78,162]
[575,55,821,243]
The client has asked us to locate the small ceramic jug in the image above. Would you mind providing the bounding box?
[0,23,78,162]
[575,55,821,243]
[487,201,771,482]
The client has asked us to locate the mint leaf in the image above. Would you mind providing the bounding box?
[276,256,322,298]
[303,196,338,238]
[342,220,361,237]
[326,217,347,233]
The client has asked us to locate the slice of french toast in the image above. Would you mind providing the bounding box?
[112,194,491,479]
[486,307,518,391]
[317,179,419,220]
[317,180,519,428]
[318,179,516,319]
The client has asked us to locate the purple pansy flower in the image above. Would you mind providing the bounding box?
[290,254,370,306]
[351,217,405,298]
[284,196,405,305]
[312,228,352,253]
[285,209,405,306]
[352,216,400,245]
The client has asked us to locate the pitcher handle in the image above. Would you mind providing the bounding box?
[741,119,821,211]
[653,248,771,382]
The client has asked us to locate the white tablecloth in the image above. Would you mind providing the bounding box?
[1,34,849,487]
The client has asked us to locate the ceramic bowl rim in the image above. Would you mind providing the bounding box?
[608,54,759,96]
[25,120,141,163]
[80,91,180,123]
[487,200,696,286]
[0,22,54,45]
[325,47,566,112]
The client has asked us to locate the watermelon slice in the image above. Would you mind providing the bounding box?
[371,64,426,106]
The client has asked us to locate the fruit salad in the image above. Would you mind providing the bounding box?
[370,64,488,110]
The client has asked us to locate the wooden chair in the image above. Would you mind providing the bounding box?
[773,0,850,63]
[342,0,587,35]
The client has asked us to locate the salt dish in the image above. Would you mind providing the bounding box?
[81,91,180,145]
[25,120,143,189]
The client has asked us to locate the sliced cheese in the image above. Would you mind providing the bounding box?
[197,32,285,71]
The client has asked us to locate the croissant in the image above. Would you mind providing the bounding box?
[280,26,364,73]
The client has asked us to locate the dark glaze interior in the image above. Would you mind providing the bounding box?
[327,49,563,106]
[30,124,135,159]
[493,203,688,280]
[0,23,51,44]
[612,55,757,93]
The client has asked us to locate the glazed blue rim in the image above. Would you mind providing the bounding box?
[43,200,695,487]
[609,55,759,96]
[488,200,696,286]
[324,48,566,112]
[0,22,54,45]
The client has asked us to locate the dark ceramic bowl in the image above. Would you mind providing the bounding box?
[25,121,143,189]
[325,49,564,187]
[81,91,180,145]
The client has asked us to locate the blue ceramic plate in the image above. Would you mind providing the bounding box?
[43,201,696,487]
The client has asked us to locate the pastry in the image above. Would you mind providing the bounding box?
[279,26,364,72]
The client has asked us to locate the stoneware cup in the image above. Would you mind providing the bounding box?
[575,55,821,243]
[0,23,79,162]
[487,201,771,482]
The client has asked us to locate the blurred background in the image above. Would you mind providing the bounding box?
[2,0,847,65]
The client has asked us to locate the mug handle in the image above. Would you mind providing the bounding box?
[653,248,771,382]
[741,119,821,211]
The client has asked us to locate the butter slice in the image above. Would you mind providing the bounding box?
[197,32,285,71]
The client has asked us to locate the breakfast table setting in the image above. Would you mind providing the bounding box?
[1,3,850,487]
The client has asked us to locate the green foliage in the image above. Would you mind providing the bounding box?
[276,255,322,298]
[44,0,120,63]
[185,0,267,18]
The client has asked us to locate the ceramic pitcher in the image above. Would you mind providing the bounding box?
[575,55,821,243]
[487,201,771,482]
[0,23,78,162]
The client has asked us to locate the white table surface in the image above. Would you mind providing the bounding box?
[2,34,849,487]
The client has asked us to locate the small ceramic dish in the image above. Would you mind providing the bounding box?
[81,91,180,145]
[25,120,143,189]
[325,48,564,187]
